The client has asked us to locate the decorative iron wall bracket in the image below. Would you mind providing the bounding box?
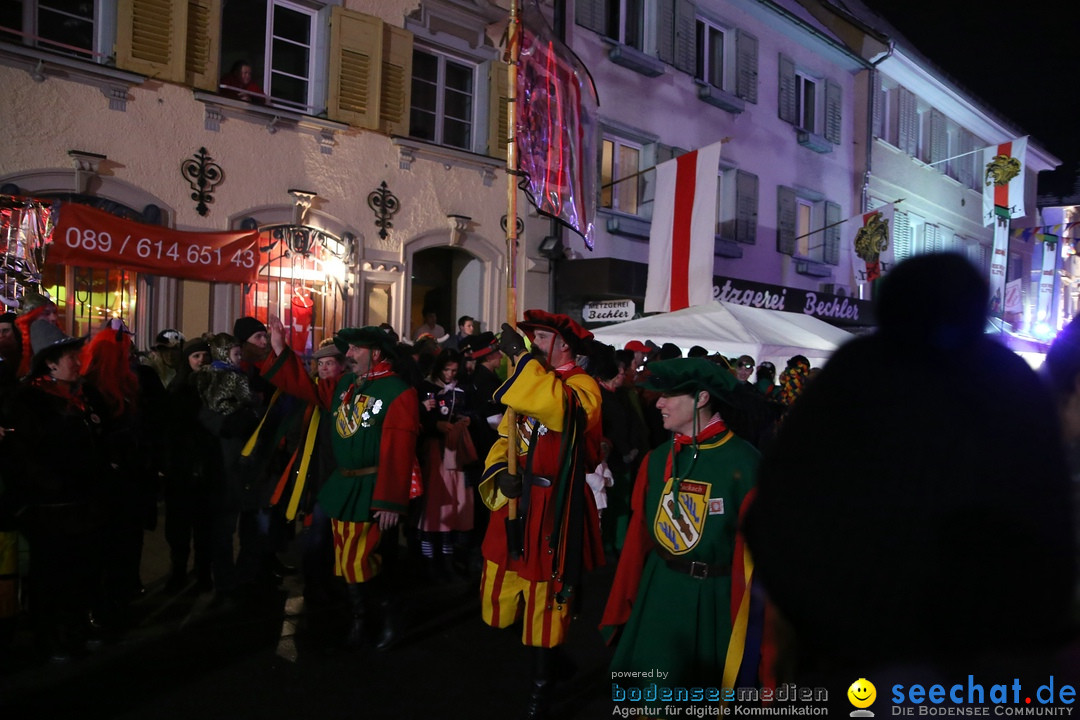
[367,181,400,240]
[181,147,223,217]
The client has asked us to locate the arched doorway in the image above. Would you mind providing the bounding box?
[410,246,487,341]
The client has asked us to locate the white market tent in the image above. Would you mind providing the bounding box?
[590,301,857,369]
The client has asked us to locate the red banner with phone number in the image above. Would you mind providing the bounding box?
[50,203,260,284]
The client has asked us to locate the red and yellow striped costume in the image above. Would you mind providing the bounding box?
[478,355,604,647]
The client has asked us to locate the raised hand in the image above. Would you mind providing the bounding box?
[267,315,287,355]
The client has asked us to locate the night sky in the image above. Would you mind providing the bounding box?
[857,0,1077,197]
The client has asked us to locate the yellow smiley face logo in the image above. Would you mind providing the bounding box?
[848,678,876,709]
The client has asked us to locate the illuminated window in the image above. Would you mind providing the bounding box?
[794,198,816,259]
[601,137,643,215]
[41,264,137,338]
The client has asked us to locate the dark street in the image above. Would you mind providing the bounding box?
[0,513,615,719]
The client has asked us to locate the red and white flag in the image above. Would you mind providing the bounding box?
[982,136,1027,226]
[644,141,722,313]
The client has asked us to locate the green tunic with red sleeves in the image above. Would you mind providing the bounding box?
[601,420,759,688]
[261,350,418,523]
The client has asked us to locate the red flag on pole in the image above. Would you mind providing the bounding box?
[516,1,599,248]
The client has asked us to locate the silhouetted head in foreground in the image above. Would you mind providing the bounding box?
[744,253,1076,686]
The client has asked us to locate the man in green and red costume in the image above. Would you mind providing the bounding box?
[479,310,604,719]
[261,317,418,649]
[600,358,771,710]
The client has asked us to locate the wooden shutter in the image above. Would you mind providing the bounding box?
[735,170,758,244]
[897,86,918,156]
[673,0,696,75]
[734,29,757,103]
[924,223,942,253]
[656,0,675,66]
[327,7,383,129]
[575,0,607,36]
[777,185,797,255]
[929,108,946,165]
[957,129,976,189]
[116,0,188,82]
[893,210,912,261]
[778,54,797,125]
[185,0,220,91]
[824,78,842,145]
[379,24,413,135]
[967,240,989,274]
[487,59,510,159]
[824,200,841,265]
[871,73,883,139]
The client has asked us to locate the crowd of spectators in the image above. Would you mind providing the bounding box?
[0,253,1076,714]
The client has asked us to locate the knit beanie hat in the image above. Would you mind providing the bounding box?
[182,337,211,359]
[233,316,267,345]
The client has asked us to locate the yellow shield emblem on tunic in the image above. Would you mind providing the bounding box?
[653,479,711,555]
[335,393,370,438]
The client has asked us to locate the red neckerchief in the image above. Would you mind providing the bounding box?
[671,414,727,449]
[341,360,394,406]
[31,375,88,414]
[665,414,725,509]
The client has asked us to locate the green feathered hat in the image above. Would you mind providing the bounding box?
[641,357,737,400]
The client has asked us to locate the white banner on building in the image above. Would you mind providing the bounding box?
[988,216,1009,318]
[1036,236,1058,326]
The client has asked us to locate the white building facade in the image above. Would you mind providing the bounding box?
[1,0,1058,348]
[1,0,549,349]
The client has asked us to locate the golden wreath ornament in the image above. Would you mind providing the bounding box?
[853,210,890,264]
[984,154,1021,188]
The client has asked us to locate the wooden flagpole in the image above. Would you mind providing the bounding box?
[504,0,522,557]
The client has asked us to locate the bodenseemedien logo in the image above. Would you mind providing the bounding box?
[849,678,877,717]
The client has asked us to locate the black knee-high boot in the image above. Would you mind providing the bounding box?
[345,582,367,648]
[370,575,400,650]
[525,646,556,719]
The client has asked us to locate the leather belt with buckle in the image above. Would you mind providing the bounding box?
[655,548,731,579]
